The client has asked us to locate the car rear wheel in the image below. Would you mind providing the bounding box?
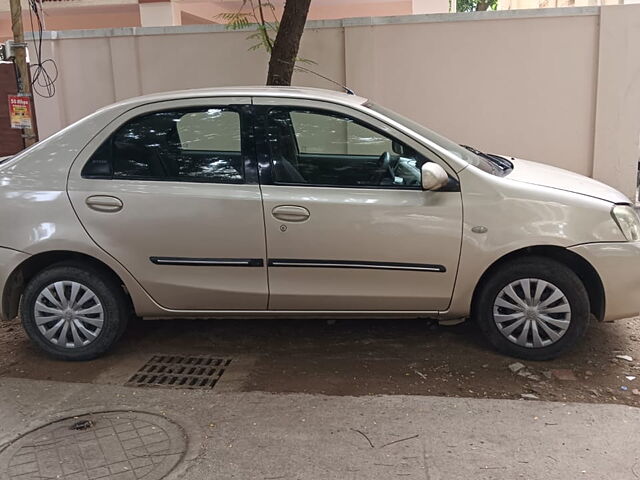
[21,263,129,361]
[474,257,590,360]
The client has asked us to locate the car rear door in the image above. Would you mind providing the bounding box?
[254,97,463,312]
[67,98,268,311]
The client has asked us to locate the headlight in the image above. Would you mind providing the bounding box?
[611,205,640,241]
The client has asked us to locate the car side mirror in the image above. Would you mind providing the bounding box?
[421,163,449,191]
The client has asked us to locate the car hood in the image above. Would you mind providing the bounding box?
[504,157,630,204]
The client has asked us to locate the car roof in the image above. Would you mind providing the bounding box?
[105,86,369,111]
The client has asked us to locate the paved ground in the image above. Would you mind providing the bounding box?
[1,377,639,480]
[2,317,640,479]
[1,316,640,405]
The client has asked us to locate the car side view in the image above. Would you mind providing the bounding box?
[0,86,638,361]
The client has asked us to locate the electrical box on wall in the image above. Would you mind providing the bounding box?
[0,41,15,61]
[0,40,24,62]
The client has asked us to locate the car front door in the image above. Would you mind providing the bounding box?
[254,98,463,312]
[67,98,268,311]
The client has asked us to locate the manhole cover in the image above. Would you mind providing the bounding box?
[1,411,186,480]
[126,355,231,389]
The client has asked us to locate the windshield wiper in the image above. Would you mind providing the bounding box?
[461,145,512,172]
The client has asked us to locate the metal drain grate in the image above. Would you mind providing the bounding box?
[126,355,232,389]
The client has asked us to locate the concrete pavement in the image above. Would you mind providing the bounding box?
[1,377,639,479]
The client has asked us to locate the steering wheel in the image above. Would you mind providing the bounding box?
[378,151,391,170]
[372,151,399,185]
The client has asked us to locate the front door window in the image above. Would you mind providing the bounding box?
[265,108,426,188]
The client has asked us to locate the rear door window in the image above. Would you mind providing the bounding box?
[82,108,244,184]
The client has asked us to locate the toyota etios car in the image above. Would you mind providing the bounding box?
[0,87,638,361]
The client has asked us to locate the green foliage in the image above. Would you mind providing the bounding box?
[218,1,278,53]
[456,0,498,11]
[218,1,316,67]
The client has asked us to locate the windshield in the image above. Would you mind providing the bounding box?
[365,102,501,175]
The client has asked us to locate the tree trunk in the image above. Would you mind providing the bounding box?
[476,1,490,10]
[266,0,312,86]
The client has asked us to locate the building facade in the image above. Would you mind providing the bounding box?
[6,0,640,42]
[499,0,640,8]
[0,0,452,42]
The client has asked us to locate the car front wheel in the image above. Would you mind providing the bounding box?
[21,263,129,361]
[474,257,590,360]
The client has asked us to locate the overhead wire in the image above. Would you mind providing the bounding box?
[27,0,57,98]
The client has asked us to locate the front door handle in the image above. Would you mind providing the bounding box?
[272,205,310,222]
[86,195,123,213]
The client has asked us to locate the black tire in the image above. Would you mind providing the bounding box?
[21,262,129,361]
[473,256,590,361]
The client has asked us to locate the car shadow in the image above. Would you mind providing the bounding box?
[1,315,637,404]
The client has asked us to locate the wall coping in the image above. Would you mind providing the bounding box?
[25,6,601,41]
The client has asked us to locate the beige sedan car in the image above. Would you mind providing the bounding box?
[0,86,638,361]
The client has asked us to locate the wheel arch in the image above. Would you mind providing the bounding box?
[470,245,605,321]
[2,250,133,321]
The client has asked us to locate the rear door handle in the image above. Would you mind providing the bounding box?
[86,195,123,213]
[272,205,310,222]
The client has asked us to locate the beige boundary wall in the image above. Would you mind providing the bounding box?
[31,5,640,198]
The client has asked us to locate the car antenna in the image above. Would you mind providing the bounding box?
[277,59,356,95]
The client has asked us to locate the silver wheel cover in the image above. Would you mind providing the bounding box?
[493,278,571,348]
[34,281,104,349]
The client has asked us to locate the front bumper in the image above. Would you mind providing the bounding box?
[569,241,640,321]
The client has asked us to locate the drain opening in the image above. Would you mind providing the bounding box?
[126,355,232,389]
